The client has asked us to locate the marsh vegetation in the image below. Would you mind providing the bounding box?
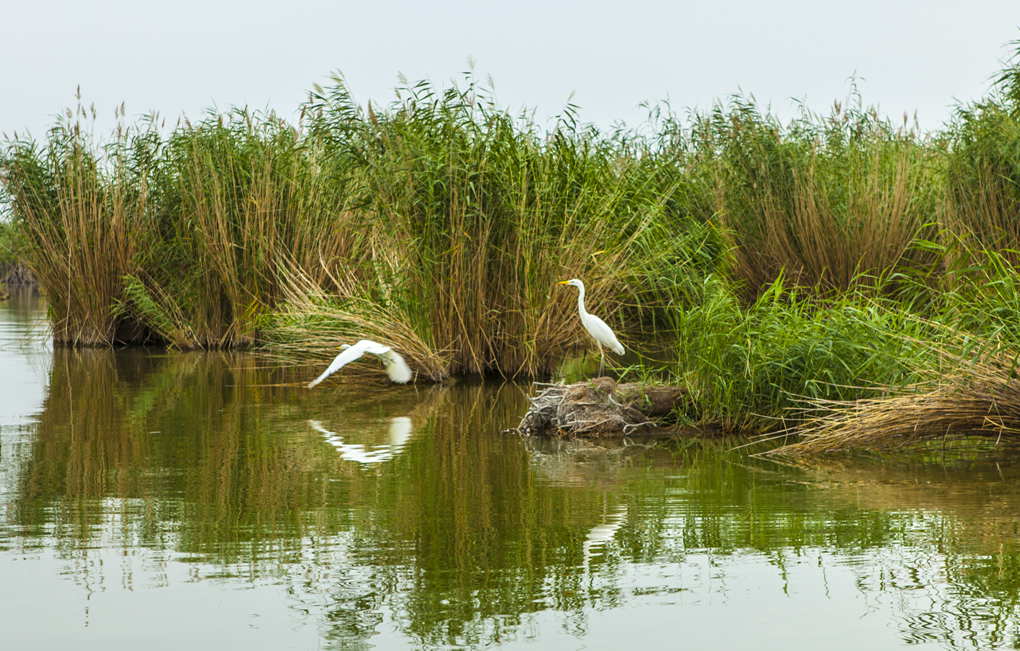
[7,45,1020,449]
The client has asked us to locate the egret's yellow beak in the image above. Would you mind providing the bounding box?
[557,280,570,285]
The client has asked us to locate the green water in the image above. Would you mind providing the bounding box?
[2,292,1020,650]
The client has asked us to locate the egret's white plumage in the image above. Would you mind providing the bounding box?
[558,279,625,368]
[307,339,413,387]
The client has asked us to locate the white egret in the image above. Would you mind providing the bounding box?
[307,339,413,387]
[558,278,625,374]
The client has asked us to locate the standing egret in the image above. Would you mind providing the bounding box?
[558,278,625,374]
[307,339,413,387]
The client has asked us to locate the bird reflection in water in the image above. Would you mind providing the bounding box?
[308,417,413,465]
[582,504,628,569]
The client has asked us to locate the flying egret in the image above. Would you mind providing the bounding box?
[558,278,625,374]
[307,339,413,387]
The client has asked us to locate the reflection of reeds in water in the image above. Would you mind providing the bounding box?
[13,348,359,548]
[788,457,1020,649]
[794,458,1020,553]
[26,348,1020,648]
[11,356,633,645]
[344,383,622,645]
[16,355,611,563]
[15,349,150,530]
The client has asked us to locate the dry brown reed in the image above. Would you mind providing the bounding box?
[267,268,452,382]
[768,354,1020,456]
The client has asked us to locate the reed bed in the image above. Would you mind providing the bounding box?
[1,77,707,375]
[944,47,1020,254]
[666,95,943,295]
[7,44,1020,445]
[2,107,148,344]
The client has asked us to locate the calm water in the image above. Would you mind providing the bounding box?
[3,293,1020,650]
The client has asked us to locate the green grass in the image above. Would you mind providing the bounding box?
[0,218,19,268]
[631,274,935,432]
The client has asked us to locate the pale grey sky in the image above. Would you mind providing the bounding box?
[2,0,1018,138]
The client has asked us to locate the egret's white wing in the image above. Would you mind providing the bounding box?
[351,340,412,383]
[581,313,625,355]
[307,342,370,388]
[354,339,393,355]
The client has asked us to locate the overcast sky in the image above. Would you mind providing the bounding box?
[2,0,1019,138]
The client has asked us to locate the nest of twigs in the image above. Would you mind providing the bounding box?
[768,357,1020,456]
[518,378,686,437]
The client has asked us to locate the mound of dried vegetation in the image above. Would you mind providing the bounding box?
[518,378,686,437]
[768,354,1020,456]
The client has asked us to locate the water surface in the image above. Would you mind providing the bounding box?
[2,291,1020,650]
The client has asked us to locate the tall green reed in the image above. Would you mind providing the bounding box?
[944,42,1020,253]
[2,103,151,344]
[661,93,943,296]
[266,75,706,378]
[127,108,361,348]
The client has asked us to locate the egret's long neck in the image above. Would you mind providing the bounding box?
[576,283,588,317]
